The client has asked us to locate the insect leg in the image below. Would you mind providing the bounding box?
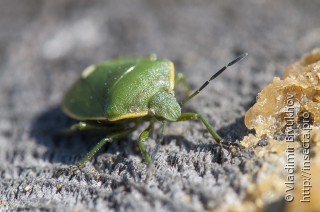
[137,122,154,166]
[174,72,191,96]
[76,129,133,169]
[57,122,126,136]
[55,129,133,176]
[176,113,222,142]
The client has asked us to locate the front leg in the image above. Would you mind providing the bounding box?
[176,112,222,142]
[137,122,154,166]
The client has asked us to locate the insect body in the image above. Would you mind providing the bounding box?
[63,58,180,122]
[61,53,247,168]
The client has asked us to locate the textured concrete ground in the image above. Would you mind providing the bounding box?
[0,0,319,211]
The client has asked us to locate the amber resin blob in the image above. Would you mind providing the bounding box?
[245,49,320,137]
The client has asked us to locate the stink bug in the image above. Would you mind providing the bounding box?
[61,53,248,169]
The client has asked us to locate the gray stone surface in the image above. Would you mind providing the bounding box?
[0,0,319,211]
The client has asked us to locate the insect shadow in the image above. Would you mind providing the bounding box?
[218,96,257,142]
[30,106,223,165]
[29,110,219,166]
[30,106,118,165]
[160,134,228,164]
[218,117,251,142]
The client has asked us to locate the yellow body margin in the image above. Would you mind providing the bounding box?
[63,104,149,121]
[108,111,149,121]
[169,62,175,92]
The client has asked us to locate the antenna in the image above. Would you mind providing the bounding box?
[181,53,248,105]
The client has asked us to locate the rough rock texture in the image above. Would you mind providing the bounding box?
[1,0,320,211]
[243,49,320,211]
[245,49,320,137]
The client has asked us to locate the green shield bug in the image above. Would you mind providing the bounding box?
[61,53,248,169]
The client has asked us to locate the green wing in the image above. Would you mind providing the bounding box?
[62,58,174,121]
